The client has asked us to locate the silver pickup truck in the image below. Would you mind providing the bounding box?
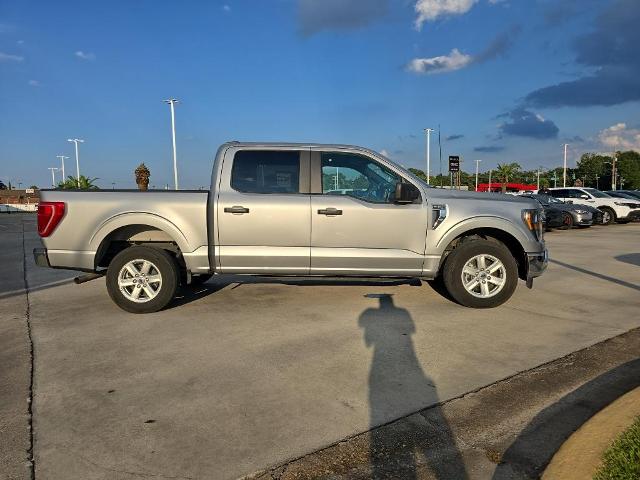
[34,142,547,313]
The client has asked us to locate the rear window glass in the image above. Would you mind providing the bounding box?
[231,150,300,194]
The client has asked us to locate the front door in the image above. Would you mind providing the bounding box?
[217,148,311,274]
[310,150,428,275]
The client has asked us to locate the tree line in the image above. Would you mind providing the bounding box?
[408,150,640,191]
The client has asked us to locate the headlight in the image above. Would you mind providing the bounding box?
[522,209,544,240]
[573,209,588,214]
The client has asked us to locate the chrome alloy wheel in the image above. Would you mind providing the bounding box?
[461,254,507,298]
[117,259,163,303]
[602,210,612,224]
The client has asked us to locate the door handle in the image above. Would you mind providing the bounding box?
[318,208,343,216]
[224,206,250,214]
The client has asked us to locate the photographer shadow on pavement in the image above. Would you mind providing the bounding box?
[359,294,468,479]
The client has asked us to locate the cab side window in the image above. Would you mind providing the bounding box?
[320,152,405,204]
[231,150,300,194]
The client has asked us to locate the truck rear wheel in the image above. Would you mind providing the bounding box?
[442,238,518,308]
[106,246,179,314]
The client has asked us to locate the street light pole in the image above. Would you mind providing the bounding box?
[475,159,482,191]
[536,167,542,190]
[562,143,569,187]
[424,128,434,184]
[48,167,58,187]
[611,152,617,190]
[56,155,68,180]
[163,99,179,190]
[67,138,84,187]
[488,169,492,191]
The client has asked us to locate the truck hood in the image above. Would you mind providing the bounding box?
[425,188,535,205]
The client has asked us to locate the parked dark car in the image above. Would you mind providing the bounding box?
[542,206,565,230]
[521,194,596,228]
[614,190,640,200]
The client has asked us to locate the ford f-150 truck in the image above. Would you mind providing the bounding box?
[34,142,548,313]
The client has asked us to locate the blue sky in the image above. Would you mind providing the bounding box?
[1,0,639,188]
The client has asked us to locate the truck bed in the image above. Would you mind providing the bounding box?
[38,189,209,272]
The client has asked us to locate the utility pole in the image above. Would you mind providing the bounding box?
[438,125,442,187]
[562,144,569,187]
[48,167,58,187]
[552,172,557,188]
[163,98,180,190]
[595,174,599,189]
[56,155,68,180]
[67,138,84,187]
[475,159,482,191]
[424,128,434,184]
[611,152,617,190]
[488,169,492,191]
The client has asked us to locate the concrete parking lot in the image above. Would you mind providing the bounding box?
[1,214,639,480]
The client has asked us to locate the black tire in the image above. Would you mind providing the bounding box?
[106,246,179,314]
[190,274,213,286]
[600,207,616,225]
[559,212,574,230]
[442,238,518,308]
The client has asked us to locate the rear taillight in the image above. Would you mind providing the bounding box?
[37,202,66,237]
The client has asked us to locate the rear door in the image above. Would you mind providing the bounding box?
[309,149,428,275]
[217,148,311,274]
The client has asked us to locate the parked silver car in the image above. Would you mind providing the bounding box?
[34,142,548,312]
[521,194,596,228]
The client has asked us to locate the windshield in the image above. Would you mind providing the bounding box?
[583,188,611,198]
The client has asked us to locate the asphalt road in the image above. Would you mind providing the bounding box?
[1,214,639,480]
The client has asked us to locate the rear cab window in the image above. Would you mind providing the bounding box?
[231,150,301,194]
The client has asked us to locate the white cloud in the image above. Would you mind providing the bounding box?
[379,149,391,157]
[407,48,472,74]
[28,79,40,87]
[75,50,96,61]
[598,123,640,151]
[0,52,24,62]
[222,4,231,12]
[414,0,478,29]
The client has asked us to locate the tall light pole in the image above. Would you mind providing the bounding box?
[163,99,179,190]
[536,166,542,190]
[562,143,569,187]
[48,167,58,187]
[67,138,84,187]
[488,169,492,191]
[611,152,617,190]
[475,159,482,191]
[56,155,68,180]
[424,128,434,184]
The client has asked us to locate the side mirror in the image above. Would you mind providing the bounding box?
[395,182,420,204]
[580,194,590,200]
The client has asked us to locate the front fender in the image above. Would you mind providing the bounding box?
[433,216,536,255]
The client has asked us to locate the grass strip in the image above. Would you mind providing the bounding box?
[593,415,640,480]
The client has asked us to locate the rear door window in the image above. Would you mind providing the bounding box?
[231,150,300,194]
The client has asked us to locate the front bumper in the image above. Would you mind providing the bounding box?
[33,248,50,268]
[574,212,593,225]
[619,210,640,222]
[526,249,548,287]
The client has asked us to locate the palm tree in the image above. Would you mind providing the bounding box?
[495,162,521,193]
[57,175,100,190]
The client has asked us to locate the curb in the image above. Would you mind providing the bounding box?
[543,386,640,480]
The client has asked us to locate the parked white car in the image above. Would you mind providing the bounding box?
[548,187,640,225]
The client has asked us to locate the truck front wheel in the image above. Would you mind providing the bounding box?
[442,239,518,308]
[106,246,179,314]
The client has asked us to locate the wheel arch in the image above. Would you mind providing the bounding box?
[91,214,191,270]
[438,226,528,281]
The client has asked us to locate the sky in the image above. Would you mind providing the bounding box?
[1,0,639,189]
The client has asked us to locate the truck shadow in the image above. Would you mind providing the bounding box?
[168,276,455,309]
[615,253,640,267]
[359,294,468,479]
